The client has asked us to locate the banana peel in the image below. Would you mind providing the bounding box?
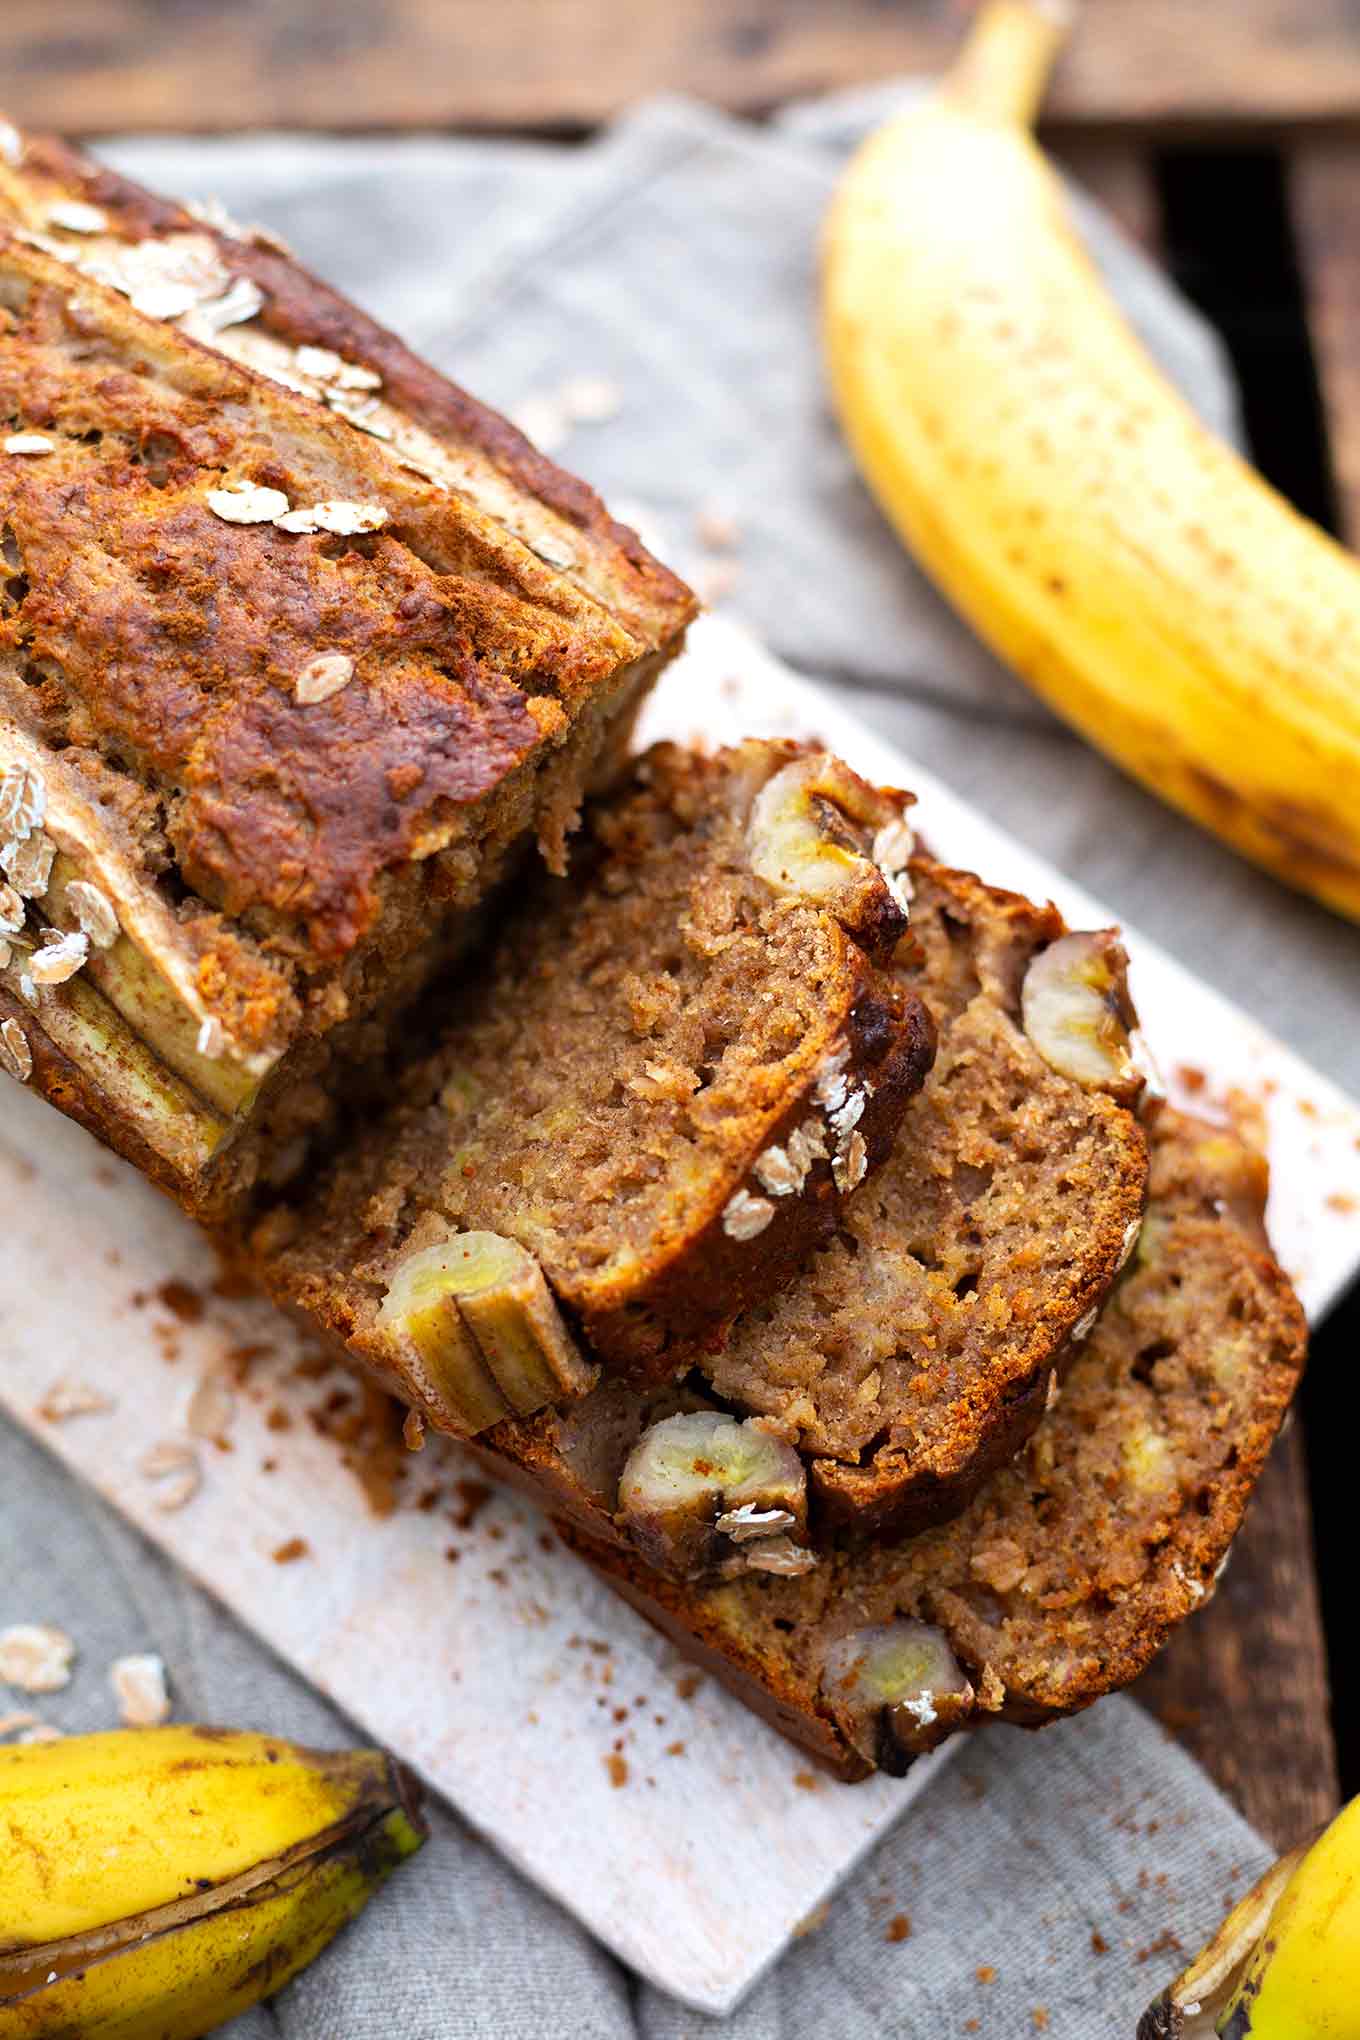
[0,1725,426,2038]
[822,0,1360,922]
[1140,1795,1360,2036]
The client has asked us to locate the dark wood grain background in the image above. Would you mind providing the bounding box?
[2,0,1353,1851]
[7,0,1360,132]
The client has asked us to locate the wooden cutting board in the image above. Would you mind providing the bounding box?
[3,614,1357,2012]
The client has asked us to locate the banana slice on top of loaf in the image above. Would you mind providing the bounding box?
[253,742,937,1436]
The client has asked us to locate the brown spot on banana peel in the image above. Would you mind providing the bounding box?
[1183,765,1360,882]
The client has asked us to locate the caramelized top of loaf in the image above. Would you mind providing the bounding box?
[1,122,694,1045]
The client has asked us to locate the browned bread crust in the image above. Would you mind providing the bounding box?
[251,742,936,1429]
[2,128,690,648]
[1,122,694,1216]
[561,1105,1307,1778]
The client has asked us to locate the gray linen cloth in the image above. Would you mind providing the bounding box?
[4,87,1351,2034]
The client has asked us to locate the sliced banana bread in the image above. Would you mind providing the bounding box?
[467,858,1149,1566]
[252,742,936,1435]
[563,1105,1307,1778]
[1,121,694,1219]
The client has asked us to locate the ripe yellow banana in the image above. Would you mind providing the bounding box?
[822,0,1360,921]
[0,1725,426,2038]
[1139,1794,1360,2035]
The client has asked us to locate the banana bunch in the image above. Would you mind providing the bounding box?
[1140,1794,1360,2035]
[0,1725,426,2038]
[822,0,1360,922]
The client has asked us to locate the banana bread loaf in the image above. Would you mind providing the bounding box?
[463,858,1149,1567]
[0,120,694,1218]
[251,742,936,1434]
[562,1105,1307,1777]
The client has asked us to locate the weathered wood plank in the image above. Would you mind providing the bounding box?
[1291,136,1360,542]
[1055,136,1162,247]
[1134,1420,1340,1851]
[7,1,1360,135]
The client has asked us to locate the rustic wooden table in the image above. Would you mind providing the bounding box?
[2,0,1351,1849]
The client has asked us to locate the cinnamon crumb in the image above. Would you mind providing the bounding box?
[1033,2013,1050,2032]
[604,1752,628,1788]
[156,1279,204,1323]
[675,1672,703,1700]
[885,1914,911,1944]
[1091,1930,1109,1954]
[403,1408,426,1451]
[272,1537,310,1564]
[977,1966,996,1984]
[266,1406,292,1431]
[444,1546,461,1562]
[666,1740,686,1756]
[226,1341,270,1381]
[451,1479,493,1530]
[794,1771,818,1792]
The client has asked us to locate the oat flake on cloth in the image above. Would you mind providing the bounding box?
[5,83,1350,2035]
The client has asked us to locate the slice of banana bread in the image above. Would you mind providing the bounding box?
[563,1105,1307,1778]
[699,860,1148,1537]
[252,742,937,1435]
[1,121,694,1219]
[465,858,1149,1566]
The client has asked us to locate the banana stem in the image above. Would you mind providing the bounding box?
[943,0,1075,129]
